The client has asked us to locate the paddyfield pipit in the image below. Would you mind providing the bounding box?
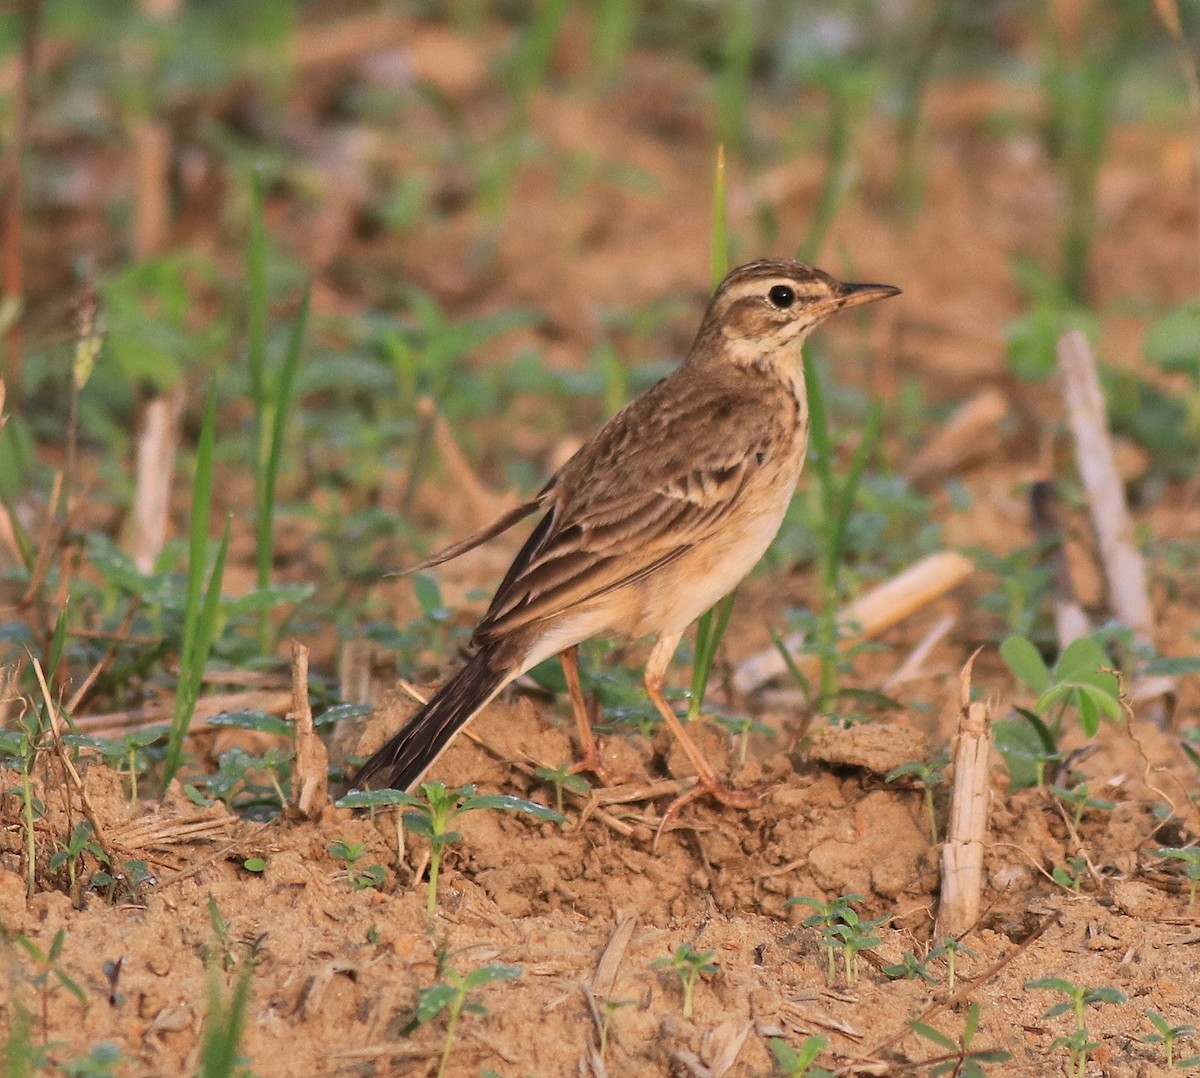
[355,259,899,811]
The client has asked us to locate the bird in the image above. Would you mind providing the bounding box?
[354,258,899,818]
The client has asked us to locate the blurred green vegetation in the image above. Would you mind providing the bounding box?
[0,0,1197,799]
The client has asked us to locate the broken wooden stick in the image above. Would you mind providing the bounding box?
[905,387,1009,486]
[288,640,328,820]
[732,551,974,696]
[1057,330,1172,726]
[936,651,991,940]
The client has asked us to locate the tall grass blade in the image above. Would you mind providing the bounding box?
[255,284,309,653]
[690,145,732,720]
[162,382,228,793]
[200,956,255,1078]
[803,354,882,706]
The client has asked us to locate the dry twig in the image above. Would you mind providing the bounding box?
[935,650,991,940]
[733,551,974,695]
[287,640,329,820]
[1057,330,1172,725]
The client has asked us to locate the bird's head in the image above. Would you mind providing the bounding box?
[692,258,900,374]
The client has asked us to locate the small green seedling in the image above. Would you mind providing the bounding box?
[339,782,563,914]
[650,944,718,1019]
[1051,855,1089,894]
[534,762,591,816]
[886,747,950,842]
[327,840,387,892]
[1154,847,1200,906]
[1025,977,1125,1078]
[928,938,977,994]
[90,857,154,905]
[63,727,166,806]
[787,894,888,984]
[199,953,255,1078]
[12,928,87,1040]
[1144,1009,1200,1069]
[769,1034,830,1077]
[416,962,522,1078]
[910,1002,1012,1078]
[596,995,635,1061]
[49,821,109,904]
[1002,635,1121,738]
[881,950,938,984]
[1050,781,1115,831]
[713,713,776,764]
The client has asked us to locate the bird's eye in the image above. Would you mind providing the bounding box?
[768,284,795,309]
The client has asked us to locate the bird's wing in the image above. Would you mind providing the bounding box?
[473,366,795,644]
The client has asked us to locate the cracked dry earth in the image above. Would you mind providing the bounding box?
[3,689,1199,1077]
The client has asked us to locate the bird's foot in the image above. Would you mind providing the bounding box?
[653,776,761,848]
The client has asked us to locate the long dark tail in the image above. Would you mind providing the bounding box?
[352,649,511,792]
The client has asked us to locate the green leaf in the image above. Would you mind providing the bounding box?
[207,710,291,736]
[1054,637,1108,681]
[1025,976,1076,992]
[315,703,373,727]
[413,573,445,617]
[415,983,456,1024]
[1145,302,1200,374]
[1000,635,1051,692]
[459,793,565,822]
[1077,688,1100,738]
[242,857,266,873]
[462,963,522,989]
[336,789,422,809]
[910,1022,957,1051]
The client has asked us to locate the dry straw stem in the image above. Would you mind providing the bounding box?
[73,688,292,737]
[130,384,185,574]
[1056,330,1172,724]
[935,650,991,941]
[905,387,1009,487]
[418,395,516,525]
[287,639,329,820]
[733,551,974,695]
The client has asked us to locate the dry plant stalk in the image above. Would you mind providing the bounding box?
[287,640,328,819]
[130,383,185,574]
[936,652,991,940]
[1057,331,1172,723]
[733,550,974,695]
[905,387,1008,486]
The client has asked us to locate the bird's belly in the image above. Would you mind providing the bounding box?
[627,475,797,638]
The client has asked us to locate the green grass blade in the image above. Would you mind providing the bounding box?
[162,382,222,793]
[802,353,835,519]
[247,170,267,427]
[255,283,309,653]
[200,957,255,1078]
[511,0,570,110]
[823,399,880,591]
[690,144,733,720]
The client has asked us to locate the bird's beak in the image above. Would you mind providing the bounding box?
[835,280,902,310]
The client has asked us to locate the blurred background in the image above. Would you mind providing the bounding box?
[1,0,1198,753]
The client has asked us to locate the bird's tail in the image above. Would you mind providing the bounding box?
[352,648,512,792]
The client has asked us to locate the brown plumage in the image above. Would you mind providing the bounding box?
[354,259,899,805]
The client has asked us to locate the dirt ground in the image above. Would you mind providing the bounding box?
[3,8,1200,1078]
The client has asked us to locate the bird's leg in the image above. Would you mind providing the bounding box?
[643,633,758,839]
[560,646,625,786]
